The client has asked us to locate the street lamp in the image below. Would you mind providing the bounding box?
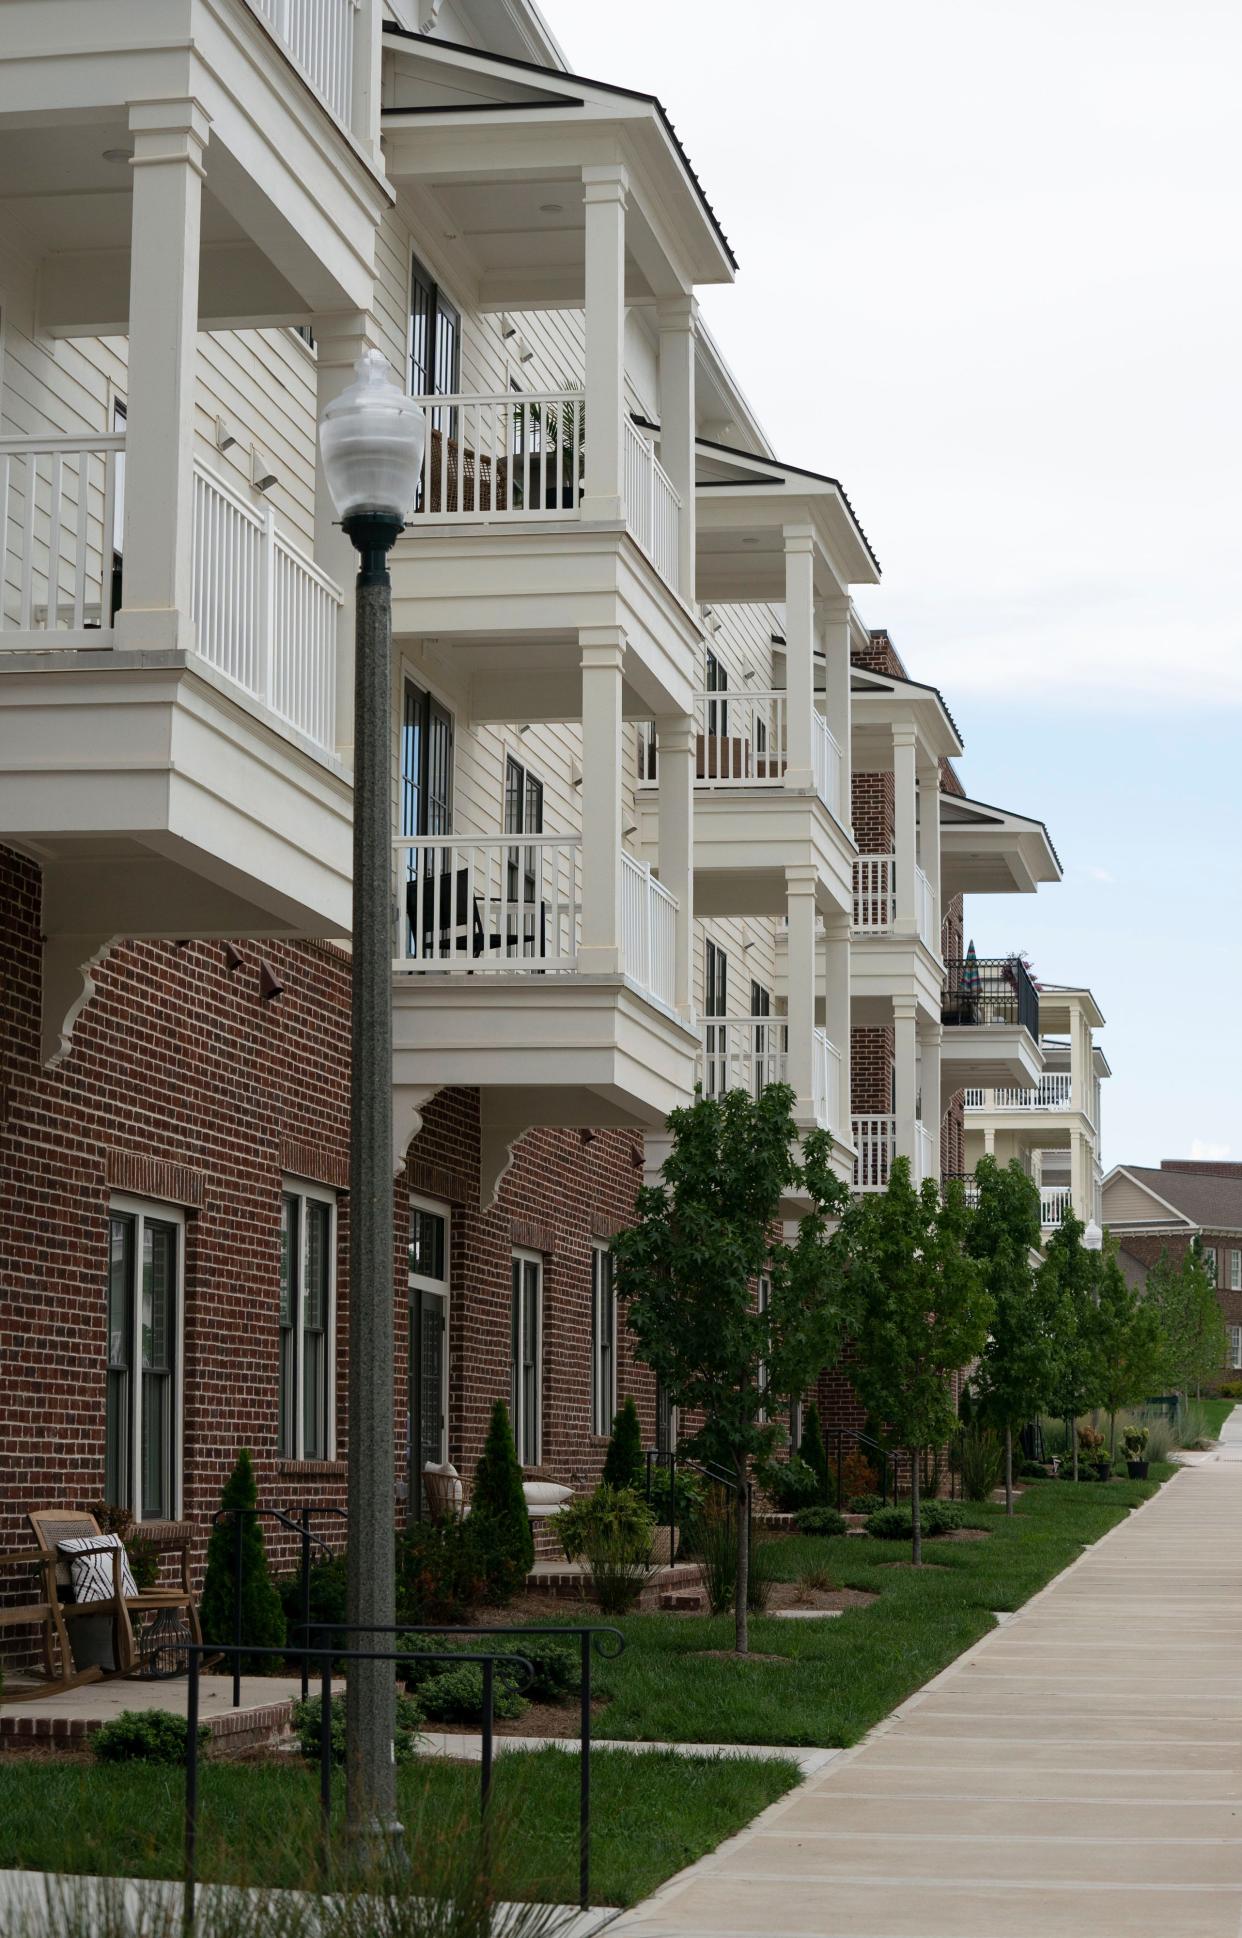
[1083,1219,1104,1253]
[319,349,425,1840]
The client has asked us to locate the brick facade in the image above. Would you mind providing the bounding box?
[1118,1228,1242,1378]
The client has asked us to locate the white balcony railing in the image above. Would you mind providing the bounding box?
[812,710,844,821]
[410,393,584,522]
[692,689,788,784]
[394,835,582,972]
[624,418,681,588]
[966,1073,1074,1111]
[813,1028,841,1133]
[1041,1184,1072,1227]
[853,1115,931,1192]
[1,434,125,645]
[700,1015,787,1100]
[192,463,341,752]
[621,851,677,1007]
[251,0,358,128]
[851,854,936,949]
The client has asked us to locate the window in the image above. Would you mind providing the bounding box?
[409,254,460,419]
[1203,1246,1218,1285]
[656,1379,678,1457]
[279,1184,336,1462]
[788,1397,803,1451]
[750,979,781,1098]
[110,398,126,623]
[636,722,658,783]
[106,1201,183,1521]
[504,753,544,945]
[705,648,728,737]
[511,1252,542,1466]
[402,678,455,957]
[591,1246,617,1437]
[1230,1250,1241,1292]
[410,1203,450,1513]
[1231,1327,1242,1372]
[704,939,728,1096]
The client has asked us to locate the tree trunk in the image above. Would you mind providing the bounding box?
[1004,1422,1014,1516]
[910,1451,922,1567]
[1109,1410,1117,1464]
[1070,1414,1078,1483]
[734,1458,749,1655]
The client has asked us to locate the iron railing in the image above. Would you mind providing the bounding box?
[941,955,1039,1038]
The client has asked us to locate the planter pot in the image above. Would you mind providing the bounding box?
[1127,1459,1149,1479]
[1094,1462,1112,1482]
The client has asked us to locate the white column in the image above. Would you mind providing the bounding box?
[784,527,816,788]
[922,1022,943,1180]
[1070,1129,1090,1223]
[823,910,851,1142]
[785,867,818,1123]
[655,713,695,1015]
[657,295,697,600]
[115,100,209,653]
[892,724,918,938]
[984,1124,996,1157]
[314,314,381,763]
[918,754,942,951]
[352,0,383,160]
[820,595,852,829]
[893,995,918,1171]
[581,164,628,523]
[579,629,625,973]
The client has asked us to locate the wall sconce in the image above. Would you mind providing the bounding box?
[259,960,284,1002]
[500,313,517,340]
[251,449,279,493]
[215,417,239,453]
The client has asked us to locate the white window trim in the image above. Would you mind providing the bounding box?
[280,1177,338,1464]
[511,1248,543,1468]
[1203,1245,1219,1285]
[109,1195,186,1522]
[1230,1326,1242,1372]
[410,1195,452,1475]
[590,1243,617,1438]
[1230,1250,1241,1293]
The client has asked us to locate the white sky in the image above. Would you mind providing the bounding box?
[549,0,1242,1167]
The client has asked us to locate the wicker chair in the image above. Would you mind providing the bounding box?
[28,1510,202,1678]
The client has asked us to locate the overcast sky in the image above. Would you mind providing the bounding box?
[551,0,1242,1170]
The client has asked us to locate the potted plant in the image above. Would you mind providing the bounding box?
[1077,1423,1110,1481]
[1124,1425,1149,1479]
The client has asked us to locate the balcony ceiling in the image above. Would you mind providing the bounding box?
[851,667,964,767]
[940,792,1062,896]
[381,28,735,308]
[940,1023,1044,1096]
[695,441,880,599]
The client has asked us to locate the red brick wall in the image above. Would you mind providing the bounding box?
[1118,1230,1242,1375]
[850,1027,893,1115]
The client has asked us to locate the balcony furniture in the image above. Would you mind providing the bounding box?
[422,426,509,515]
[27,1511,202,1679]
[404,873,550,964]
[522,1481,573,1521]
[422,1463,466,1522]
[941,955,1037,1037]
[0,1547,103,1700]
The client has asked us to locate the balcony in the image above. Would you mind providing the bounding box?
[849,854,943,1030]
[250,0,361,133]
[1041,1184,1072,1228]
[852,855,936,950]
[938,955,1043,1097]
[964,1074,1073,1111]
[853,1116,934,1192]
[390,836,697,1193]
[699,1017,841,1136]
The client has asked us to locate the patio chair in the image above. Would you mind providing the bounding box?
[28,1510,202,1678]
[0,1544,103,1699]
[422,1464,466,1523]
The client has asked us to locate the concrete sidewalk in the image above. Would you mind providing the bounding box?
[611,1419,1242,1938]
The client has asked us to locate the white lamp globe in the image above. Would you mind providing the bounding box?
[318,349,425,525]
[1083,1218,1103,1252]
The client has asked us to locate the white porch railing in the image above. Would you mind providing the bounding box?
[410,393,584,522]
[1041,1184,1072,1227]
[813,1028,841,1133]
[974,1073,1074,1110]
[962,1088,985,1108]
[250,0,358,128]
[393,835,582,972]
[0,434,125,645]
[812,710,844,820]
[853,855,894,932]
[621,851,677,1007]
[853,1115,897,1192]
[192,463,341,752]
[624,418,681,589]
[915,1119,934,1185]
[700,1015,788,1100]
[691,689,788,784]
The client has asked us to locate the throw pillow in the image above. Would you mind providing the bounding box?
[58,1534,138,1604]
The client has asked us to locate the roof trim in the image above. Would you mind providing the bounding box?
[938,789,1063,874]
[695,436,881,576]
[1103,1165,1199,1227]
[381,23,738,271]
[851,665,964,753]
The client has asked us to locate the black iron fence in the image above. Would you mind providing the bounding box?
[941,955,1039,1039]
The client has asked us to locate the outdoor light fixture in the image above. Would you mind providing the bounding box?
[319,348,425,1846]
[250,450,279,494]
[1083,1219,1104,1252]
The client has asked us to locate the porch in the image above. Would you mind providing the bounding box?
[0,1673,313,1754]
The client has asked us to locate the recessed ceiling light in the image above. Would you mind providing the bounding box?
[102,147,133,164]
[742,536,759,545]
[539,201,564,214]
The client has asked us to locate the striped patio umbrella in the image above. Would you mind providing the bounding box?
[962,939,981,1004]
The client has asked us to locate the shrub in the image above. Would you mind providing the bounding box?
[865,1501,963,1542]
[1141,1415,1176,1463]
[840,1449,878,1501]
[558,1484,654,1615]
[754,1452,820,1514]
[468,1401,533,1602]
[746,1538,779,1613]
[1018,1458,1048,1479]
[956,1425,1004,1502]
[418,1665,528,1725]
[395,1519,485,1626]
[648,1463,705,1550]
[94,1710,209,1765]
[1077,1423,1106,1458]
[276,1551,348,1656]
[1218,1380,1242,1399]
[198,1449,286,1672]
[799,1562,834,1594]
[847,1493,884,1516]
[399,1632,577,1706]
[601,1396,644,1492]
[1176,1400,1217,1450]
[1123,1425,1149,1460]
[798,1403,831,1500]
[698,1486,739,1615]
[291,1691,424,1764]
[794,1505,847,1537]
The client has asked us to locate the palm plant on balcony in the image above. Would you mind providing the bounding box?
[510,386,584,510]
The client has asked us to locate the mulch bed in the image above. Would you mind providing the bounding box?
[765,1583,876,1613]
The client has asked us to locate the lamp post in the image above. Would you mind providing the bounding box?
[319,350,425,1839]
[1083,1219,1104,1253]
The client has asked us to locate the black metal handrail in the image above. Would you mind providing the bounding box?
[941,955,1039,1039]
[643,1447,752,1560]
[211,1503,347,1705]
[826,1427,896,1508]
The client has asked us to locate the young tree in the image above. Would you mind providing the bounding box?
[200,1448,287,1670]
[1147,1241,1227,1400]
[613,1083,851,1653]
[1038,1206,1104,1480]
[798,1401,830,1503]
[966,1157,1049,1514]
[601,1396,644,1492]
[1092,1241,1167,1459]
[470,1399,534,1601]
[843,1161,990,1563]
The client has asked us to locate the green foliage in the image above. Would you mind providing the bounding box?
[967,1159,1055,1449]
[1038,1211,1106,1469]
[291,1692,424,1765]
[469,1400,534,1601]
[794,1505,847,1537]
[1123,1425,1149,1459]
[746,1538,779,1612]
[558,1484,654,1615]
[797,1403,830,1499]
[87,1505,159,1591]
[276,1552,347,1655]
[648,1463,704,1548]
[865,1500,963,1541]
[417,1665,529,1725]
[846,1493,884,1516]
[1147,1241,1228,1398]
[1093,1241,1167,1453]
[602,1397,645,1492]
[395,1519,486,1626]
[399,1632,578,1707]
[1218,1380,1242,1399]
[955,1422,1004,1502]
[93,1710,209,1766]
[754,1451,821,1514]
[198,1449,287,1671]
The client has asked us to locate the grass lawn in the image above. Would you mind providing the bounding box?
[0,1748,798,1908]
[1200,1396,1236,1440]
[583,1465,1178,1748]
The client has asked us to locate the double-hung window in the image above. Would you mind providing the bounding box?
[106,1200,183,1520]
[1230,1250,1241,1292]
[402,678,455,958]
[409,254,461,424]
[511,1252,542,1467]
[279,1184,336,1462]
[704,940,728,1097]
[504,753,544,953]
[1230,1327,1242,1372]
[705,648,728,738]
[1203,1245,1219,1285]
[590,1246,617,1437]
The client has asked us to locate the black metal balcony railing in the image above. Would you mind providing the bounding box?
[941,955,1039,1039]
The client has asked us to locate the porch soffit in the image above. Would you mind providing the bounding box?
[850,669,963,762]
[695,439,880,592]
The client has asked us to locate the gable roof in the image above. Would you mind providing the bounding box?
[1105,1163,1242,1234]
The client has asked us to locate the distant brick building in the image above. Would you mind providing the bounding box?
[1103,1160,1242,1377]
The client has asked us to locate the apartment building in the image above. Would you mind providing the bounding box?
[0,0,1064,1568]
[964,987,1109,1231]
[1103,1162,1242,1377]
